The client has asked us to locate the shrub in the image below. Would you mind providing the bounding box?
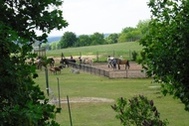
[131,51,138,61]
[111,95,168,126]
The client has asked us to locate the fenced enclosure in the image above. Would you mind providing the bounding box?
[70,62,147,79]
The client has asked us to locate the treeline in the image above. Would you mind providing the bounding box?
[42,19,149,50]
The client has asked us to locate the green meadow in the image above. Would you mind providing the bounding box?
[35,42,189,126]
[46,42,143,61]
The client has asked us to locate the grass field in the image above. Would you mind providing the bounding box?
[46,42,143,61]
[34,42,189,125]
[35,68,189,126]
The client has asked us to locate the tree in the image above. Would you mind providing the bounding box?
[57,42,62,49]
[118,32,127,43]
[105,33,119,44]
[59,31,77,48]
[127,30,142,41]
[137,19,150,35]
[118,27,141,42]
[90,32,105,45]
[75,34,91,47]
[0,0,68,125]
[139,0,189,111]
[50,42,58,50]
[112,95,168,126]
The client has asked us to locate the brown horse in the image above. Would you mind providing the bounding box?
[35,57,55,70]
[116,58,130,70]
[49,66,61,74]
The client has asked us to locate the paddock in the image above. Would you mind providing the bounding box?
[68,61,146,78]
[46,57,146,78]
[35,65,189,126]
[93,62,146,78]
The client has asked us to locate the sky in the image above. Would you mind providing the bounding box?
[48,0,151,36]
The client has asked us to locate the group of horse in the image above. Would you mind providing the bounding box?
[34,55,129,74]
[35,56,62,74]
[107,56,130,70]
[60,56,93,67]
[34,56,93,74]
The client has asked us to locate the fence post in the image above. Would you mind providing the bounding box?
[67,95,73,126]
[57,78,61,108]
[45,67,49,96]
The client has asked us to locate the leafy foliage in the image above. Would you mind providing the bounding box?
[0,0,67,125]
[136,20,150,35]
[59,32,106,48]
[105,33,119,44]
[131,51,138,61]
[111,95,168,126]
[118,27,143,42]
[75,34,91,47]
[139,0,189,111]
[59,31,77,48]
[90,32,105,45]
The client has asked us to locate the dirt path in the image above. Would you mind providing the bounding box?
[49,97,115,104]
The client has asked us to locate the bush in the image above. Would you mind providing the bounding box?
[131,51,138,61]
[111,95,168,126]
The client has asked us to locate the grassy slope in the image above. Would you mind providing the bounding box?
[46,42,143,60]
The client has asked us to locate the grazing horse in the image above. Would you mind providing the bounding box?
[60,58,76,67]
[116,58,130,70]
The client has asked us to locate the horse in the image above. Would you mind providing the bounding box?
[107,56,116,68]
[60,58,76,67]
[79,57,93,66]
[49,66,62,74]
[47,58,55,67]
[35,57,55,70]
[115,58,130,70]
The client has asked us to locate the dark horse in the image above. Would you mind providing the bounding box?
[115,58,130,70]
[47,58,55,67]
[60,58,76,67]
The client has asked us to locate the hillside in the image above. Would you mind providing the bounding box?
[46,41,143,61]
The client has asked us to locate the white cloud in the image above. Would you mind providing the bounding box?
[48,0,151,36]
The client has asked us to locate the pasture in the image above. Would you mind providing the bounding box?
[46,42,143,61]
[34,42,189,125]
[35,68,189,126]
